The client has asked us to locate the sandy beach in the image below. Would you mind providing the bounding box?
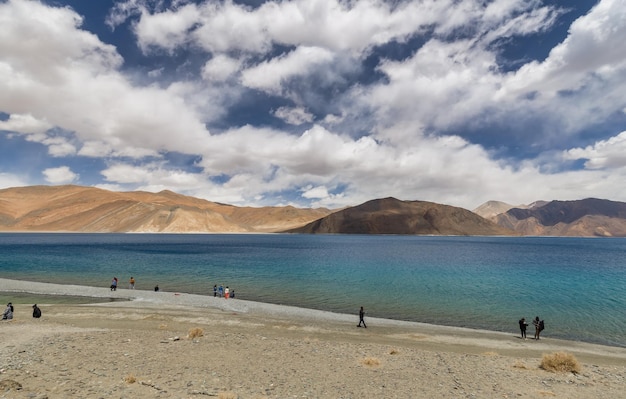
[1,278,625,398]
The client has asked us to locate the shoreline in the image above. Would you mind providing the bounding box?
[2,278,626,398]
[2,278,625,363]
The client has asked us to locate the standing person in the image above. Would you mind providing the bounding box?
[32,304,42,318]
[213,285,217,297]
[225,286,230,299]
[357,306,367,328]
[518,317,528,339]
[230,289,235,299]
[2,303,13,320]
[111,277,118,291]
[218,285,224,298]
[533,316,544,340]
[129,276,135,289]
[154,284,159,292]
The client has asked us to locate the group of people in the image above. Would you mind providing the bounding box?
[518,316,545,340]
[2,302,42,320]
[110,276,141,291]
[213,284,234,299]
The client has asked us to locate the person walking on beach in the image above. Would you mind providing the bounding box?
[518,317,528,339]
[32,304,42,318]
[213,284,217,297]
[111,277,118,291]
[357,306,367,328]
[218,285,223,298]
[533,316,544,340]
[2,303,13,320]
[225,286,230,299]
[129,276,135,289]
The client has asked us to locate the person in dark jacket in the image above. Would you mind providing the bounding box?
[357,306,367,328]
[518,317,528,339]
[32,304,42,318]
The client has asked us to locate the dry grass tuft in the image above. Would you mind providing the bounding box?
[538,390,557,396]
[124,374,137,384]
[158,324,168,329]
[540,352,582,374]
[361,357,381,367]
[188,327,204,339]
[388,348,400,355]
[217,392,237,399]
[482,351,499,357]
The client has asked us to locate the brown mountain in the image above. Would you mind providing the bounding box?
[493,198,626,237]
[0,185,332,233]
[284,197,516,235]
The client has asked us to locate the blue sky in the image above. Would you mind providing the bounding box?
[1,0,625,210]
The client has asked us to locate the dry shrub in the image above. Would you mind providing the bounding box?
[361,357,381,367]
[124,374,137,384]
[388,348,400,355]
[188,327,204,339]
[218,392,237,399]
[540,352,581,374]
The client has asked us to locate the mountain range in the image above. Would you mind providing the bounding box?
[2,185,626,236]
[0,185,332,233]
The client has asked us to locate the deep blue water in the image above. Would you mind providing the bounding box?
[1,233,625,347]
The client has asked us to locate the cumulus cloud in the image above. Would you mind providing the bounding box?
[0,0,210,160]
[43,166,79,184]
[3,0,626,210]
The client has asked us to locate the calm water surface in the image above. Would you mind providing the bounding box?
[1,233,624,347]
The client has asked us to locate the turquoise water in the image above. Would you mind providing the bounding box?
[1,233,625,347]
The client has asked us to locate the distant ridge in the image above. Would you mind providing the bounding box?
[472,200,520,219]
[0,185,332,233]
[493,198,626,237]
[284,197,516,236]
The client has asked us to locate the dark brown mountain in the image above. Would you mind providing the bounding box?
[0,185,332,233]
[284,197,516,235]
[493,198,626,237]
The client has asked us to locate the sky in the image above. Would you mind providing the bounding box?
[1,0,626,210]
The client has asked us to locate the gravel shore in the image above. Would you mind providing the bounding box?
[1,278,625,398]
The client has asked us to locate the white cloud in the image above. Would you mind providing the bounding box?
[201,54,242,82]
[42,166,78,184]
[500,0,626,97]
[0,113,52,135]
[133,3,200,54]
[240,46,334,93]
[366,38,501,135]
[0,0,211,160]
[564,131,626,170]
[301,185,329,200]
[4,0,626,211]
[273,106,314,125]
